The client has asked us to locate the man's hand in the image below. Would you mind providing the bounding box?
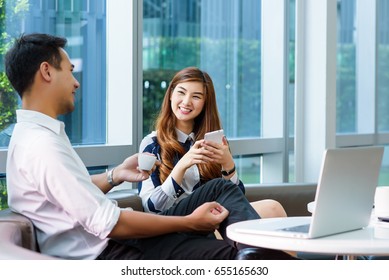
[186,202,229,232]
[115,153,159,183]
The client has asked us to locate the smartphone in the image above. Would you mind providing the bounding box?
[204,129,224,144]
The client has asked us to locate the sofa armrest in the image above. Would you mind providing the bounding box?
[0,209,38,250]
[106,188,144,211]
[0,237,58,260]
[0,209,59,260]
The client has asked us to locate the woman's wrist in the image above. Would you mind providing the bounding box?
[221,164,235,176]
[221,169,239,185]
[221,156,235,172]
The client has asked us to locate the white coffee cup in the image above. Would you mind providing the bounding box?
[138,153,156,171]
[374,186,389,218]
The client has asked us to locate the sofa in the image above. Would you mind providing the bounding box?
[0,182,317,259]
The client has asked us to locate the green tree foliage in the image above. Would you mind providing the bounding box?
[143,68,177,135]
[0,177,7,210]
[0,0,29,133]
[142,36,264,137]
[336,44,356,133]
[0,0,29,210]
[143,36,201,135]
[336,43,389,134]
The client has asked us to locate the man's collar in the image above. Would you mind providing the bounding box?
[16,109,64,135]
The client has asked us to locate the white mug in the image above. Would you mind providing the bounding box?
[374,186,389,218]
[138,153,156,171]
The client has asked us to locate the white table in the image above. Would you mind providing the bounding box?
[227,216,389,260]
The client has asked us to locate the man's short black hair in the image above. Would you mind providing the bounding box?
[4,33,67,98]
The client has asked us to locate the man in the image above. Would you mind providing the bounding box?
[5,33,295,260]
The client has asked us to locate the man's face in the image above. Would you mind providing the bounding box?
[51,49,80,115]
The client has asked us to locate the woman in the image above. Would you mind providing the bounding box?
[138,67,286,219]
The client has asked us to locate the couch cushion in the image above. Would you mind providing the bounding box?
[245,183,317,217]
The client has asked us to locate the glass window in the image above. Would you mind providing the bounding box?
[234,155,261,184]
[378,147,389,186]
[336,0,356,134]
[377,0,389,185]
[0,0,107,147]
[378,0,389,132]
[143,0,264,183]
[288,0,296,182]
[143,0,262,138]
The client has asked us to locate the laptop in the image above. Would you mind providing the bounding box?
[236,146,384,239]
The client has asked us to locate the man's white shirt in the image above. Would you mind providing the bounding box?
[6,109,121,259]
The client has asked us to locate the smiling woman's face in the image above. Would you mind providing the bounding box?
[170,81,205,132]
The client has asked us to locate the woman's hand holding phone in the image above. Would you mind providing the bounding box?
[204,129,224,144]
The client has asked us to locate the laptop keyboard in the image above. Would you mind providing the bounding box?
[279,224,310,233]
